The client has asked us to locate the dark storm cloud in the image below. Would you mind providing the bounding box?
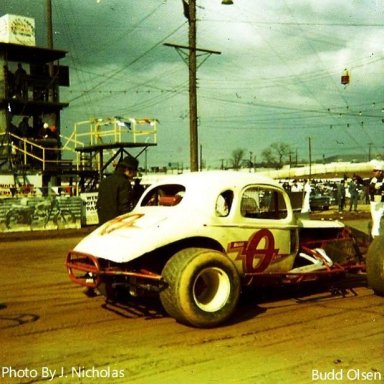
[2,0,383,167]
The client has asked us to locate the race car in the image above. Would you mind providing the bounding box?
[66,171,383,327]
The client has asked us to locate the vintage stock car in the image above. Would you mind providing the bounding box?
[66,171,383,328]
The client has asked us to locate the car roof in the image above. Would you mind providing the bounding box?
[145,170,281,191]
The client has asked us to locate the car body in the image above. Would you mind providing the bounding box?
[66,171,382,327]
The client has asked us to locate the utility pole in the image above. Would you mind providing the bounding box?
[199,143,203,171]
[46,0,54,103]
[145,147,148,174]
[288,151,293,167]
[165,1,228,172]
[46,0,53,49]
[188,0,198,171]
[308,137,312,178]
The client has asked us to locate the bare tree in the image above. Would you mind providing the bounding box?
[230,148,245,170]
[261,142,292,168]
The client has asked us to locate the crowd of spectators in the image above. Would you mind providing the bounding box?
[8,115,59,165]
[9,116,58,141]
[279,176,370,212]
[4,63,28,100]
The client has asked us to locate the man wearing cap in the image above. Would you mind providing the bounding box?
[368,160,384,238]
[96,156,139,225]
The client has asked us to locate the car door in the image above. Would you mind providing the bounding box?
[228,184,298,276]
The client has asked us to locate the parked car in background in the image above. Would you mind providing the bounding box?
[310,191,331,211]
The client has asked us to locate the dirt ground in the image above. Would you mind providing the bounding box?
[0,217,383,384]
[309,204,372,223]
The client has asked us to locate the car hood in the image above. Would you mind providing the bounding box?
[73,207,207,263]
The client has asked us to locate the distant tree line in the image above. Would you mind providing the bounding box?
[229,142,294,170]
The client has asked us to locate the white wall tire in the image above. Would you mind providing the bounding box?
[160,248,241,328]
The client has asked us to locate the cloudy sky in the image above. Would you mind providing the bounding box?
[2,0,384,168]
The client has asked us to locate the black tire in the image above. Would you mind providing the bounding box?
[366,236,384,296]
[160,248,241,328]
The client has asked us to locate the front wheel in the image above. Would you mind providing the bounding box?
[160,248,240,328]
[366,236,384,296]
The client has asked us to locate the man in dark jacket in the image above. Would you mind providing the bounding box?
[96,156,139,225]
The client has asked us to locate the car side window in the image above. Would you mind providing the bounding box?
[141,184,185,206]
[241,186,287,219]
[215,190,234,217]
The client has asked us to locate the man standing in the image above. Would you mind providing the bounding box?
[18,116,32,138]
[348,175,359,212]
[14,63,28,99]
[337,178,346,213]
[96,156,139,225]
[368,160,384,238]
[301,179,312,214]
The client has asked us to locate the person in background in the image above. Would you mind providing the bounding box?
[348,175,359,212]
[132,178,145,206]
[337,177,346,213]
[18,116,32,138]
[37,122,52,139]
[96,156,139,225]
[301,179,312,214]
[4,65,14,98]
[368,160,384,238]
[363,183,370,205]
[14,63,28,99]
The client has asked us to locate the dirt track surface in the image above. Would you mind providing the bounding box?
[1,233,383,384]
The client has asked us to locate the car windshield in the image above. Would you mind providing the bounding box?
[140,184,186,206]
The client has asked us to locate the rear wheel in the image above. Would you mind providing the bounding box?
[160,248,240,328]
[366,236,384,296]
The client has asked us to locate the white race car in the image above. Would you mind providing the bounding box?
[66,171,383,327]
